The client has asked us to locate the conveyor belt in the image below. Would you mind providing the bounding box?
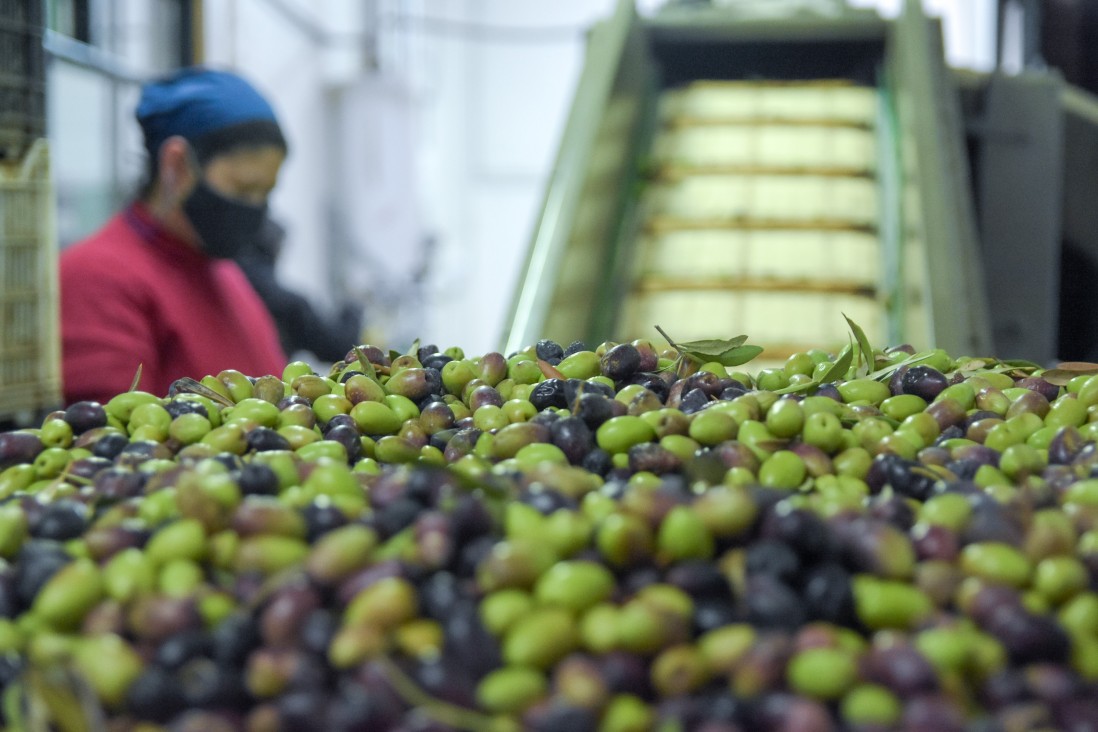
[620,80,881,355]
[502,0,991,361]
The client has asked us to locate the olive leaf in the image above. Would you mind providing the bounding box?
[956,358,990,372]
[1052,361,1098,371]
[773,380,820,395]
[127,364,142,392]
[771,344,854,395]
[654,326,763,368]
[984,361,1042,378]
[821,343,854,384]
[406,338,422,358]
[673,335,749,354]
[865,351,935,382]
[842,313,875,377]
[1041,361,1098,386]
[998,359,1043,370]
[353,346,378,380]
[167,377,234,409]
[713,344,765,367]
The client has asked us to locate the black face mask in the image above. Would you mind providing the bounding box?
[183,180,267,260]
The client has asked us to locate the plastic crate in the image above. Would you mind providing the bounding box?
[0,138,60,420]
[0,0,46,161]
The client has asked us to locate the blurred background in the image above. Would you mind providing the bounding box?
[41,0,1008,358]
[0,0,1090,426]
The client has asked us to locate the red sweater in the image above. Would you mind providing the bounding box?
[60,203,287,404]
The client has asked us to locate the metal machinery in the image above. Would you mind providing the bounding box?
[957,69,1098,365]
[502,0,994,362]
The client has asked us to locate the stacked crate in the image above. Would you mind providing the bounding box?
[619,80,886,360]
[0,139,59,421]
[1,1,59,421]
[1,0,46,161]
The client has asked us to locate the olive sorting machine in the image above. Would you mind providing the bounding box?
[501,0,993,363]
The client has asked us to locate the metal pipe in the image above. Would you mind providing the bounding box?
[42,30,144,83]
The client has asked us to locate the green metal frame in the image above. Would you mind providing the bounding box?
[501,0,991,357]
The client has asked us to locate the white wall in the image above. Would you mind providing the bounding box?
[403,1,618,354]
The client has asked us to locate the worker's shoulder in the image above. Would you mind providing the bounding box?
[60,213,154,277]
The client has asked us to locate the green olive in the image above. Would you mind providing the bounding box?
[384,395,420,423]
[0,464,36,500]
[105,391,162,423]
[880,394,928,421]
[32,558,103,630]
[227,398,280,428]
[852,575,933,630]
[351,400,403,435]
[313,394,352,424]
[918,493,972,532]
[935,382,976,410]
[473,405,509,432]
[200,424,248,454]
[787,647,858,700]
[39,418,73,449]
[1046,395,1087,429]
[757,450,807,489]
[597,416,656,454]
[837,378,891,405]
[765,398,805,438]
[688,409,738,446]
[557,351,600,380]
[475,666,547,715]
[802,411,845,453]
[784,351,816,377]
[960,542,1032,588]
[737,420,779,460]
[33,447,72,480]
[503,608,577,669]
[169,413,213,445]
[833,447,872,479]
[296,440,347,464]
[373,436,421,464]
[502,398,537,424]
[282,360,315,383]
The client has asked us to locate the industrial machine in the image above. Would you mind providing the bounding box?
[502,0,992,362]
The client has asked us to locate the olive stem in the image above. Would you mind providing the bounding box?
[653,325,695,378]
[127,364,143,393]
[375,656,507,732]
[654,324,679,352]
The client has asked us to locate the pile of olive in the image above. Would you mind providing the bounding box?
[0,338,1097,731]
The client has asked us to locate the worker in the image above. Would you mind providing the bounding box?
[234,215,364,363]
[59,67,288,405]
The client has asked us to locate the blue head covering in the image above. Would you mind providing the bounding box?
[136,67,284,156]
